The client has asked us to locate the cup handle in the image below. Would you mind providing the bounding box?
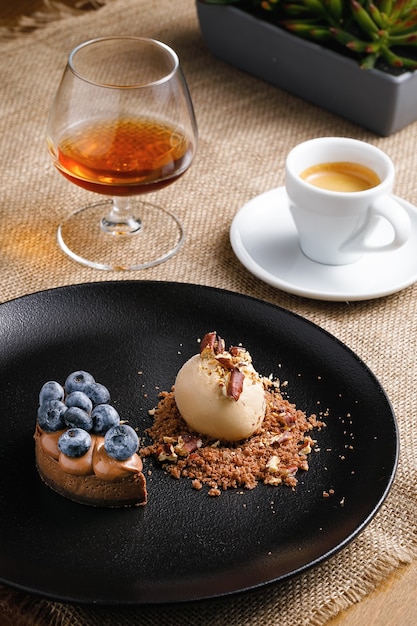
[343,195,411,254]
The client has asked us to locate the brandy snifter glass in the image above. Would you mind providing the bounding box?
[47,36,198,270]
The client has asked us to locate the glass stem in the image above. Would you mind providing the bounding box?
[101,197,142,235]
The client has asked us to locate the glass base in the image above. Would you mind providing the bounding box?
[57,199,184,270]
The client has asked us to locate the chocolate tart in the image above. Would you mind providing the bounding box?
[34,426,147,508]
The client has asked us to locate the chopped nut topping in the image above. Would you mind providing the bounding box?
[157,443,178,462]
[200,331,225,355]
[227,367,245,401]
[215,355,235,370]
[266,455,280,472]
[163,436,176,444]
[299,440,312,455]
[174,435,202,457]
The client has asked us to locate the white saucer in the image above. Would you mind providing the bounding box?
[230,187,417,301]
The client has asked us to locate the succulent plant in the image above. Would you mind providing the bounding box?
[202,0,417,70]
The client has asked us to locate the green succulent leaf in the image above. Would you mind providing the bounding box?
[359,52,379,69]
[369,4,389,29]
[350,1,379,36]
[379,0,393,15]
[324,0,344,22]
[389,32,417,45]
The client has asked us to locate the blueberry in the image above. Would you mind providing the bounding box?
[39,381,64,405]
[91,404,120,435]
[64,370,95,394]
[83,382,110,406]
[65,391,93,414]
[104,424,138,461]
[37,400,67,432]
[58,428,91,458]
[64,406,93,432]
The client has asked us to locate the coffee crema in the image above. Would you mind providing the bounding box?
[300,161,381,192]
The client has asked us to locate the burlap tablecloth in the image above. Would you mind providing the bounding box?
[1,0,417,624]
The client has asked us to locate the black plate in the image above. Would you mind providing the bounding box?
[0,282,398,605]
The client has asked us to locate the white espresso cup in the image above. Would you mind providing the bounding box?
[285,137,411,265]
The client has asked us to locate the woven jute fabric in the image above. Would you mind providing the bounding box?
[1,1,417,624]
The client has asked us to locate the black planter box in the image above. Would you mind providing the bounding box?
[196,2,417,136]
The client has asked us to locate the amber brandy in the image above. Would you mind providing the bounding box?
[55,117,193,196]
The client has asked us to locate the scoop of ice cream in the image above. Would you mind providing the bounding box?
[174,332,266,441]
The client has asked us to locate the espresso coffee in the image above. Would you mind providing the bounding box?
[300,161,381,192]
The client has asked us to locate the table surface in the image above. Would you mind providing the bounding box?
[330,561,417,625]
[1,1,417,624]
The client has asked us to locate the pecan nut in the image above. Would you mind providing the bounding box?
[227,367,244,401]
[200,332,225,355]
